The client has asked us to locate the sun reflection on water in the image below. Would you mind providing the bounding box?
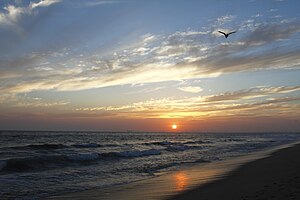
[174,171,188,192]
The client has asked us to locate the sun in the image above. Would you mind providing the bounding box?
[172,124,177,130]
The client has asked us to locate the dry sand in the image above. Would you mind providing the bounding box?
[168,143,300,200]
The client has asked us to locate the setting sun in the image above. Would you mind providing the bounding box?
[172,124,177,130]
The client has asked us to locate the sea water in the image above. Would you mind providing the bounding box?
[0,131,299,199]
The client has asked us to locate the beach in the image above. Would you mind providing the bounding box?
[1,1,300,200]
[169,143,300,200]
[46,142,300,200]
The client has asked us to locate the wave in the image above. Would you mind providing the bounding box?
[7,143,68,150]
[142,140,212,147]
[3,142,120,151]
[146,141,175,146]
[99,149,161,159]
[183,140,213,145]
[0,149,162,173]
[0,155,69,172]
[222,138,245,142]
[72,143,119,148]
[71,143,100,148]
[165,145,188,152]
[141,158,210,174]
[3,140,212,152]
[165,144,203,152]
[67,152,100,161]
[114,149,161,158]
[0,153,102,173]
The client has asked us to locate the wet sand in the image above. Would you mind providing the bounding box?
[47,142,300,200]
[169,143,300,200]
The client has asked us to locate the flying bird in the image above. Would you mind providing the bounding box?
[218,30,236,38]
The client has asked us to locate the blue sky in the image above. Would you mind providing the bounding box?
[0,0,300,131]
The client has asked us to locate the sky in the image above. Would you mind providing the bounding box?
[0,0,300,132]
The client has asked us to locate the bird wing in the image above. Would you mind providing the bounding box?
[218,31,226,35]
[228,31,236,35]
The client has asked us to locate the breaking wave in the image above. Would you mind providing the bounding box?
[4,143,120,150]
[7,144,68,150]
[0,149,162,173]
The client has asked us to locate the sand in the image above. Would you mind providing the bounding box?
[168,143,300,200]
[47,143,300,200]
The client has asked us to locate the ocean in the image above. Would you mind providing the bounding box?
[0,131,299,199]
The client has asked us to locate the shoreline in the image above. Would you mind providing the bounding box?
[46,141,300,200]
[168,142,300,200]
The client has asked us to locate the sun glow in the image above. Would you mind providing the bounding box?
[174,171,188,191]
[172,124,177,130]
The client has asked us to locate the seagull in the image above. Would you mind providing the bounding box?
[218,30,236,38]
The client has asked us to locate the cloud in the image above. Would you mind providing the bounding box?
[127,86,166,94]
[203,86,300,102]
[1,11,300,95]
[74,86,300,119]
[0,0,61,26]
[244,22,300,46]
[176,22,300,75]
[252,14,263,18]
[178,86,203,93]
[0,5,25,26]
[82,0,121,7]
[269,9,278,12]
[0,93,69,108]
[30,0,61,9]
[216,15,235,25]
[184,50,300,76]
[171,30,210,37]
[16,100,69,107]
[142,34,156,43]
